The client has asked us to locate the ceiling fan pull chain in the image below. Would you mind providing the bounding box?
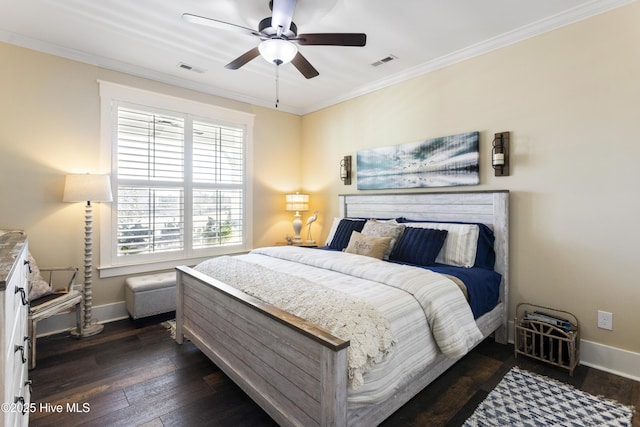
[275,64,280,108]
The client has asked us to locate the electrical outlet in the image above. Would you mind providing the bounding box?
[597,310,613,330]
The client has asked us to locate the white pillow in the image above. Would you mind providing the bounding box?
[27,252,53,300]
[404,222,479,267]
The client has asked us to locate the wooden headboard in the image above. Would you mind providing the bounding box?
[338,190,510,336]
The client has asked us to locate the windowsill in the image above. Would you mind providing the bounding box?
[98,250,250,278]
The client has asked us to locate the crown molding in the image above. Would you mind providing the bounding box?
[300,0,636,115]
[2,0,635,116]
[0,29,301,114]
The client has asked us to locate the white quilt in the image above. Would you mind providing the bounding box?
[235,246,483,403]
[195,256,396,389]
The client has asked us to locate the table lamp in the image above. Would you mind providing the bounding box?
[285,192,309,243]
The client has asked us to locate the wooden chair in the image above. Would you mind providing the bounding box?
[28,266,82,369]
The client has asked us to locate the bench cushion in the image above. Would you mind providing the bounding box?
[125,272,176,319]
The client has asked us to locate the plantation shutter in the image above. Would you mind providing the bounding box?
[192,120,244,248]
[114,105,245,258]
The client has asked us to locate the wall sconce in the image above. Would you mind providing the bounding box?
[340,155,352,185]
[492,132,510,176]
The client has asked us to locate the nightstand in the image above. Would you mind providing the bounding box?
[275,241,318,248]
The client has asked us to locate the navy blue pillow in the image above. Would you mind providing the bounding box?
[390,227,448,266]
[328,219,366,250]
[397,218,496,269]
[473,223,496,269]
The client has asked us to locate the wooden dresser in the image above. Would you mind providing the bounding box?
[0,231,30,427]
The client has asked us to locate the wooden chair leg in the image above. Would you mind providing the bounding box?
[29,318,37,370]
[75,301,82,334]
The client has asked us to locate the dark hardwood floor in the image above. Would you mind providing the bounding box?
[29,316,638,426]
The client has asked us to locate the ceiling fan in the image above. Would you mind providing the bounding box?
[183,0,367,79]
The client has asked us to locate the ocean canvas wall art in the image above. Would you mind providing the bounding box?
[357,131,480,190]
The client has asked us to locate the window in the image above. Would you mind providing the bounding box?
[99,82,254,277]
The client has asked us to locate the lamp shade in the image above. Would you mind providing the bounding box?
[285,193,309,212]
[63,174,113,203]
[259,39,298,65]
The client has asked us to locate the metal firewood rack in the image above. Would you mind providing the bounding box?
[514,303,580,375]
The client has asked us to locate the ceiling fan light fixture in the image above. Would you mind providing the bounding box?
[259,38,298,65]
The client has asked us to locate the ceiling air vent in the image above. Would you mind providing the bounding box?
[371,54,398,67]
[177,62,207,73]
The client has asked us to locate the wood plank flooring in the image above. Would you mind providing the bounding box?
[29,316,638,426]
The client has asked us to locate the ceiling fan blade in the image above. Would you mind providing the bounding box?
[182,13,259,37]
[296,33,367,47]
[225,47,261,70]
[271,0,296,35]
[291,52,319,79]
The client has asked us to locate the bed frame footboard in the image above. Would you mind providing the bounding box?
[176,266,350,427]
[175,190,509,426]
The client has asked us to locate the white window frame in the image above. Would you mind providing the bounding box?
[98,81,254,277]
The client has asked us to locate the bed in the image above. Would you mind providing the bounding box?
[175,190,509,426]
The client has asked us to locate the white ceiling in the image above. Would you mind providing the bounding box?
[0,0,633,115]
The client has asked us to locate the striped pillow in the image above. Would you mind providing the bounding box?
[404,222,479,267]
[390,227,448,266]
[327,218,366,250]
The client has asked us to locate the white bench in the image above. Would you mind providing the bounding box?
[125,271,176,319]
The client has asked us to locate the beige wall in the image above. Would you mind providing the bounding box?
[301,3,640,353]
[0,43,302,305]
[1,3,639,354]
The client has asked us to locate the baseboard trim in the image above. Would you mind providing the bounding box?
[36,302,129,337]
[508,320,639,381]
[579,339,640,382]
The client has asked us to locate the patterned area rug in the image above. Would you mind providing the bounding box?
[464,367,634,426]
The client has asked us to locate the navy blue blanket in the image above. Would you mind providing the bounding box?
[421,264,501,319]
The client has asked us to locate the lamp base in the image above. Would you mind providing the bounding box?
[292,213,303,243]
[70,322,104,338]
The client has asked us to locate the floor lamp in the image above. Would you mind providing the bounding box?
[63,174,113,337]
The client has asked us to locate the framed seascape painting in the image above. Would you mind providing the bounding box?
[357,131,480,190]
